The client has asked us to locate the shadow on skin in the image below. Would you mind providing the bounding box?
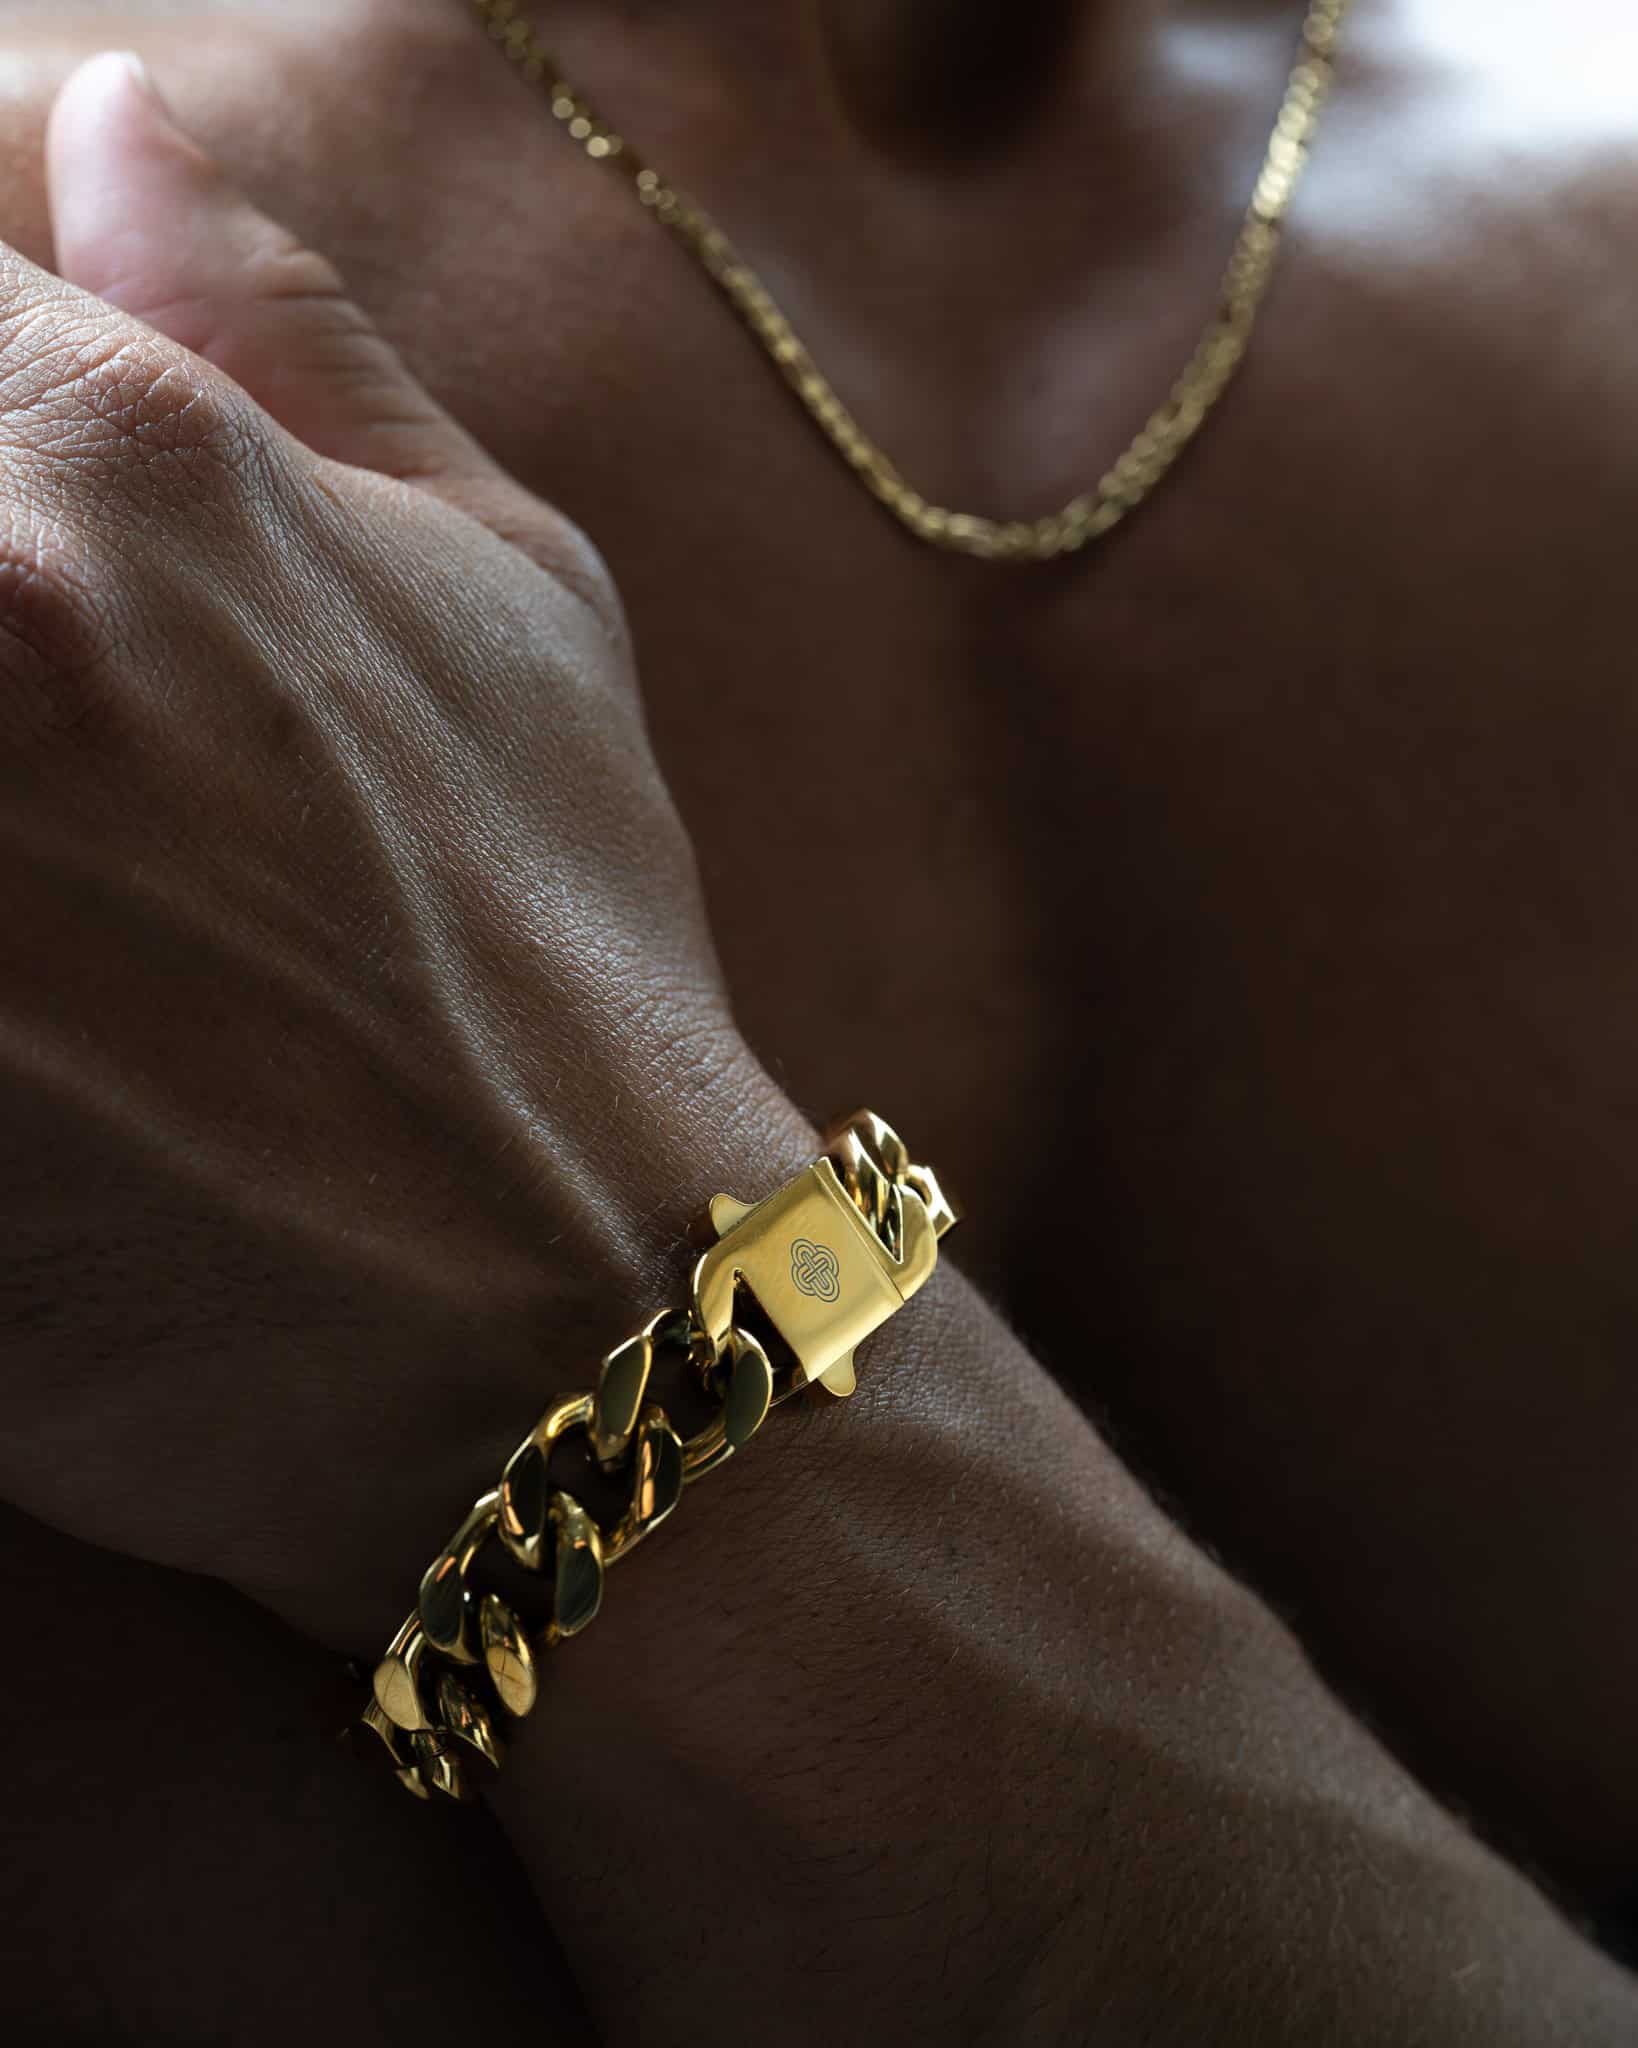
[0,1502,590,2044]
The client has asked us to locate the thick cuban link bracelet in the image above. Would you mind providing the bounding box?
[355,1108,959,1802]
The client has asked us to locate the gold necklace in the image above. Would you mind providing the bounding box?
[466,0,1350,562]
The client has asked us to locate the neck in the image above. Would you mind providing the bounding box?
[818,0,1100,160]
[565,0,1156,167]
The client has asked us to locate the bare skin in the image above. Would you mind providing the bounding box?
[2,0,1636,2037]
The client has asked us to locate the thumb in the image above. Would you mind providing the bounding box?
[45,50,608,599]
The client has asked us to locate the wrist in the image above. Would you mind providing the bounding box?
[483,1263,1091,2034]
[345,1090,963,1811]
[256,1031,817,1656]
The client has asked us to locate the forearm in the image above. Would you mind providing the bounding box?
[479,1119,1634,2044]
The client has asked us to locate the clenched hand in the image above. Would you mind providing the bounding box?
[0,52,805,1650]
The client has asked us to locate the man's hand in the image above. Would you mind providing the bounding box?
[0,51,805,1650]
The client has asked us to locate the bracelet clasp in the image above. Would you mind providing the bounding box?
[690,1155,940,1399]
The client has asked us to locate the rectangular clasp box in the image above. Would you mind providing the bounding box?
[690,1157,936,1394]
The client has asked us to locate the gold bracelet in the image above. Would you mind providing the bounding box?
[355,1109,959,1801]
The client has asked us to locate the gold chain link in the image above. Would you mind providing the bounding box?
[464,0,1350,561]
[356,1111,957,1801]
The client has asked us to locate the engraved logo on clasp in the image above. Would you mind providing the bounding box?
[790,1238,841,1303]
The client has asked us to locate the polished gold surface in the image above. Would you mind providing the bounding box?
[602,1409,685,1563]
[464,0,1352,560]
[352,1112,956,1796]
[435,1671,506,1773]
[545,1491,604,1643]
[680,1326,774,1482]
[692,1157,937,1396]
[357,1698,413,1770]
[418,1489,502,1664]
[498,1393,593,1572]
[479,1590,539,1717]
[373,1614,433,1733]
[411,1728,475,1804]
[591,1325,654,1470]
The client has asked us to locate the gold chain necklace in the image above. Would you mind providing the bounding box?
[466,0,1350,562]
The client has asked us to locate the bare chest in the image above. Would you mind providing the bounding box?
[5,0,1638,1363]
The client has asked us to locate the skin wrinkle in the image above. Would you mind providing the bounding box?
[1,321,260,501]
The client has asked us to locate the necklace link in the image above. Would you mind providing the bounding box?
[467,0,1350,561]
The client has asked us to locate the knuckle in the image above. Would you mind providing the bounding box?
[0,310,270,504]
[398,465,631,660]
[64,332,258,483]
[527,512,630,655]
[0,512,126,741]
